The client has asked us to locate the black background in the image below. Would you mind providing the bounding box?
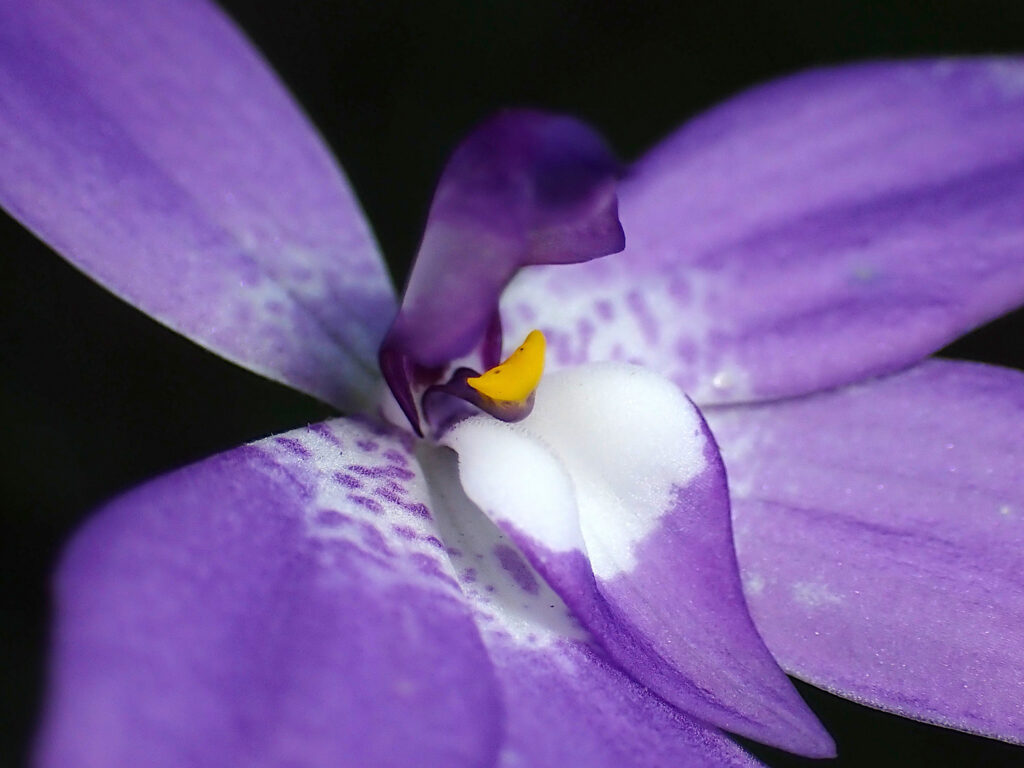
[2,1,1023,766]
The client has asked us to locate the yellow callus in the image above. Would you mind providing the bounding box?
[466,330,546,402]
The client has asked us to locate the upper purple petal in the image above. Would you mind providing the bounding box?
[502,59,1024,404]
[0,0,394,410]
[444,363,833,757]
[706,360,1024,745]
[380,109,623,432]
[36,418,501,768]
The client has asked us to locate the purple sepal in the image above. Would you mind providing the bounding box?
[381,110,624,432]
[0,0,394,410]
[707,359,1024,746]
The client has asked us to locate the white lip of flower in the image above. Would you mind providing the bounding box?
[442,361,708,580]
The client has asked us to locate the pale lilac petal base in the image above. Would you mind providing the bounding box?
[707,360,1024,744]
[0,0,394,410]
[37,419,500,768]
[504,59,1024,405]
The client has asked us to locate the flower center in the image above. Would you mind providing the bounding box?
[466,330,546,403]
[375,111,624,436]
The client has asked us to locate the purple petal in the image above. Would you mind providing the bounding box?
[503,59,1024,404]
[443,363,833,756]
[419,444,766,768]
[36,418,501,768]
[0,0,394,410]
[706,360,1024,744]
[380,110,624,432]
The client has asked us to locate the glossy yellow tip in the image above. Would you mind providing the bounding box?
[467,330,546,402]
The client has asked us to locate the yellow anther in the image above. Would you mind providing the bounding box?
[467,330,546,402]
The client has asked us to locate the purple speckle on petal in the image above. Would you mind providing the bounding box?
[346,464,378,477]
[358,522,393,556]
[548,329,573,365]
[374,486,404,505]
[318,537,392,573]
[346,464,415,480]
[461,568,478,583]
[594,299,614,321]
[576,317,595,358]
[668,276,692,303]
[392,524,417,540]
[403,502,432,520]
[346,494,383,514]
[274,436,311,458]
[515,302,537,322]
[674,337,698,364]
[333,472,363,489]
[314,508,347,527]
[494,544,540,595]
[422,535,445,550]
[382,449,409,465]
[356,439,379,452]
[410,553,443,578]
[626,290,659,344]
[309,422,342,447]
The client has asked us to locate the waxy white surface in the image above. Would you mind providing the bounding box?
[445,363,707,579]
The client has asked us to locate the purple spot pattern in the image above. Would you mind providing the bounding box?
[494,544,540,595]
[346,495,383,514]
[258,418,458,593]
[382,449,409,465]
[259,421,599,657]
[503,266,739,402]
[333,472,363,489]
[314,508,346,527]
[274,436,311,458]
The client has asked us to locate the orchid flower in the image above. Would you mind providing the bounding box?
[3,2,1023,767]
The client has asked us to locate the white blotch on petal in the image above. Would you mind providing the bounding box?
[446,363,708,580]
[792,581,843,608]
[744,572,766,596]
[418,444,585,648]
[260,421,454,591]
[502,259,754,402]
[985,59,1024,97]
